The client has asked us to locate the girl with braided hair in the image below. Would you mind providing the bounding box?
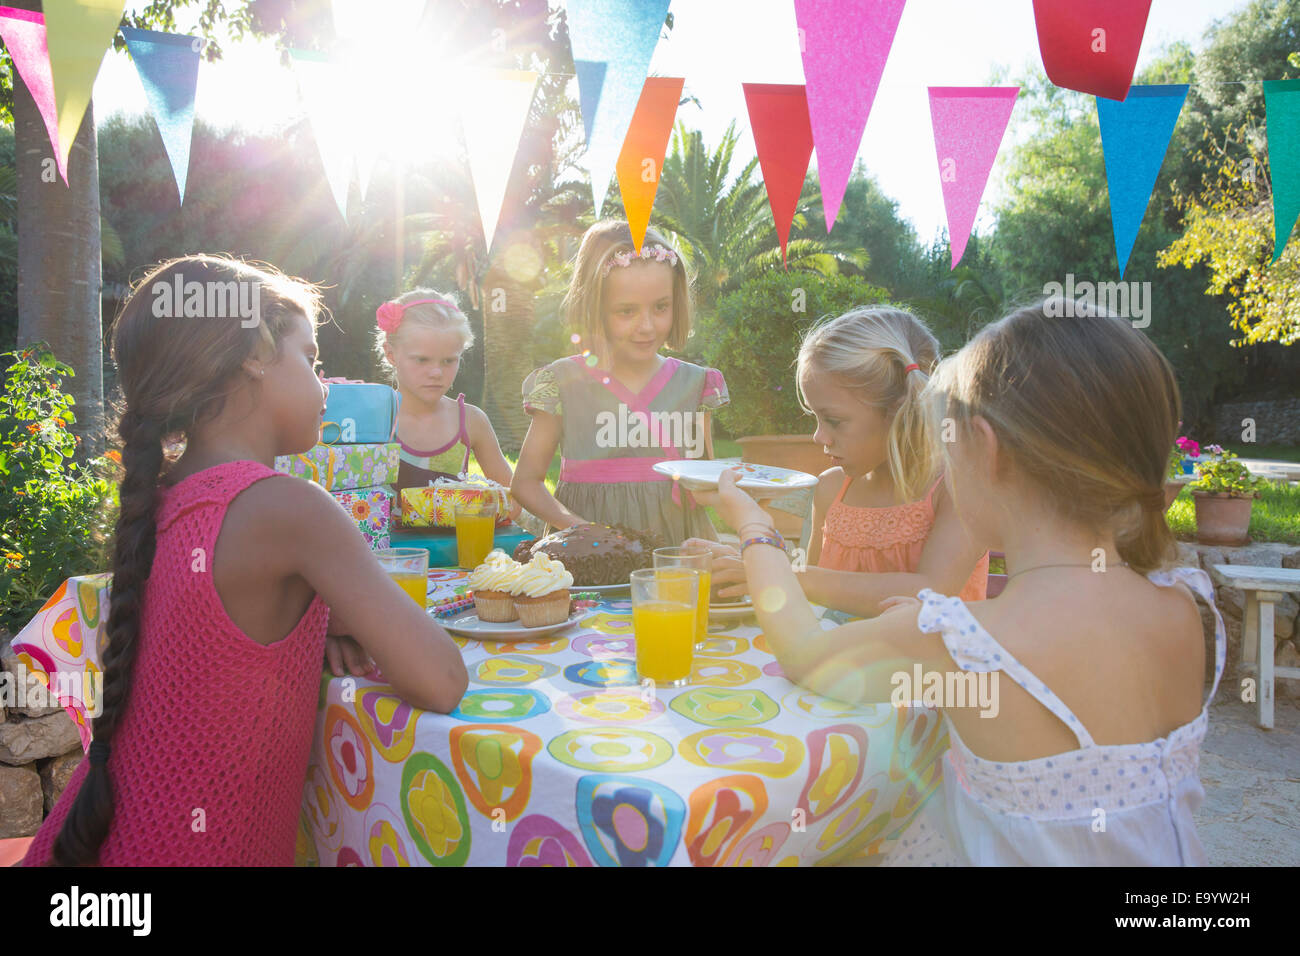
[24,255,467,867]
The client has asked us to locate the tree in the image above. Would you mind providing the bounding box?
[0,0,332,458]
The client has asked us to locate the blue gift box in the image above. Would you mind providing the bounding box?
[388,524,534,569]
[321,383,400,445]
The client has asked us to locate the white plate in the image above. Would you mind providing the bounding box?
[709,594,755,620]
[652,460,818,498]
[441,609,592,641]
[571,581,632,596]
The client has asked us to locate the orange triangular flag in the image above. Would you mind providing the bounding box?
[615,76,684,252]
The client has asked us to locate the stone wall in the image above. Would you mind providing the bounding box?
[0,637,83,840]
[1214,398,1300,446]
[1176,541,1300,704]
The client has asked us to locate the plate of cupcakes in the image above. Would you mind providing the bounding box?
[444,549,595,640]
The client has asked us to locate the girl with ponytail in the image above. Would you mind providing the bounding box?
[695,299,1224,865]
[691,306,989,617]
[24,255,467,867]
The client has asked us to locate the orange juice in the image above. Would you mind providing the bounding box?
[456,513,496,569]
[657,569,710,647]
[391,571,428,608]
[633,600,695,684]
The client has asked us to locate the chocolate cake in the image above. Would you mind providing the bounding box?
[512,523,663,587]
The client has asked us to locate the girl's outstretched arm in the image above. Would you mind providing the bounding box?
[270,478,468,713]
[511,411,587,531]
[465,404,522,520]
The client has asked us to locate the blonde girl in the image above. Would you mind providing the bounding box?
[694,300,1223,865]
[375,289,520,521]
[512,220,728,545]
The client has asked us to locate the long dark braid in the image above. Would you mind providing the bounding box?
[47,255,321,865]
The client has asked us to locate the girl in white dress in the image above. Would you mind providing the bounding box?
[693,299,1224,866]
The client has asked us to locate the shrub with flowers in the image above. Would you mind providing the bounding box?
[1,344,118,633]
[1167,435,1203,479]
[1188,447,1266,498]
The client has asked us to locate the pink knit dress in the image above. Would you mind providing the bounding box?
[24,460,329,866]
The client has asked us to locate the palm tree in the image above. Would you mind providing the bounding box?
[654,121,865,313]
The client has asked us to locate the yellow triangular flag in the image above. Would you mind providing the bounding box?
[44,0,127,177]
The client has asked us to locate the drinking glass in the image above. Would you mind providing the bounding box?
[375,547,429,609]
[653,546,712,649]
[630,568,698,688]
[455,497,498,569]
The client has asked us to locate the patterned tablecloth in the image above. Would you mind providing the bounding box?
[10,572,950,867]
[298,570,949,867]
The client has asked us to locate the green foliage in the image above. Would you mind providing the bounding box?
[0,344,117,633]
[693,270,890,439]
[1189,448,1269,497]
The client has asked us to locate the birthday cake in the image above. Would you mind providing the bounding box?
[512,523,663,587]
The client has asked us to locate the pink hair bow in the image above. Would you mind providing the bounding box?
[376,297,461,335]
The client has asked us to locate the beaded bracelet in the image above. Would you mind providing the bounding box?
[740,533,786,556]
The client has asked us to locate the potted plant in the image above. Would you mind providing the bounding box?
[691,272,892,531]
[1188,446,1265,546]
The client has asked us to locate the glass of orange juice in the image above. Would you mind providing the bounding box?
[652,546,712,649]
[375,547,429,609]
[455,498,498,569]
[630,568,698,688]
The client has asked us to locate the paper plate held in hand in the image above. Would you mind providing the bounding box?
[652,460,818,498]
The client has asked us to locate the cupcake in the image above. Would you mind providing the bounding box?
[468,550,524,622]
[509,553,574,627]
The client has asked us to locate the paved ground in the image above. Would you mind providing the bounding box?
[1197,696,1300,866]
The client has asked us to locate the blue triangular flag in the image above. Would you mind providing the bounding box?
[566,0,671,215]
[1097,84,1188,276]
[121,27,203,204]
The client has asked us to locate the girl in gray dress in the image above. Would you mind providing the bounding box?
[511,221,728,547]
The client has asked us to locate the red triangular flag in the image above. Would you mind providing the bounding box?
[744,83,814,266]
[0,7,63,181]
[1032,0,1152,101]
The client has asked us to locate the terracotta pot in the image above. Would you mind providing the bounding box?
[737,435,830,537]
[1192,492,1254,546]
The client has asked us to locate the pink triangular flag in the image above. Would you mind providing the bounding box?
[928,87,1019,268]
[794,0,907,233]
[0,6,65,182]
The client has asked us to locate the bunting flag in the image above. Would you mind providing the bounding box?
[1263,79,1300,262]
[1096,84,1187,276]
[566,0,671,216]
[928,87,1019,269]
[744,83,814,266]
[43,0,127,178]
[616,77,683,253]
[461,69,538,253]
[0,7,63,181]
[291,49,356,220]
[1032,0,1152,102]
[794,0,906,233]
[120,27,202,204]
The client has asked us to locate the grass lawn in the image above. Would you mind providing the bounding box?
[1223,444,1300,464]
[1166,480,1300,545]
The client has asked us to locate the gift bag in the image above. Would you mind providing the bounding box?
[320,383,400,445]
[399,475,511,529]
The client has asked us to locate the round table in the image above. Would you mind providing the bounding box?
[298,569,949,867]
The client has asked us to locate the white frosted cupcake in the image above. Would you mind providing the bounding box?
[468,550,524,622]
[509,553,574,627]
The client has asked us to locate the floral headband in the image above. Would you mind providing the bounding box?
[376,297,459,334]
[600,244,679,278]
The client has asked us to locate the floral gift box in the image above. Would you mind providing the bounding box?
[275,443,400,493]
[332,484,393,550]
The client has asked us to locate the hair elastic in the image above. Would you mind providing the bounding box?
[904,363,920,374]
[88,739,111,766]
[376,297,460,335]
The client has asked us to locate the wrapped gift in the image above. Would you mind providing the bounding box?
[399,475,511,529]
[333,484,393,549]
[275,442,400,492]
[320,382,399,444]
